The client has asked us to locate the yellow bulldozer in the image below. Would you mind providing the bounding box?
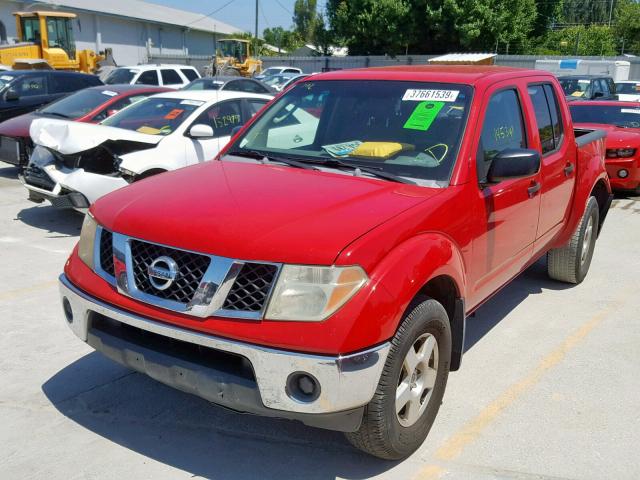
[209,38,262,77]
[0,11,113,74]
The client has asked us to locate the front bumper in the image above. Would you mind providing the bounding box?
[605,158,640,191]
[59,274,390,432]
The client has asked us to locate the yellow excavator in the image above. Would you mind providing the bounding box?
[0,11,113,73]
[210,39,262,77]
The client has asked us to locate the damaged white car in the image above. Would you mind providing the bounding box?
[21,90,272,212]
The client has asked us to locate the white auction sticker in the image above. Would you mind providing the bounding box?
[403,89,460,102]
[102,90,118,97]
[621,108,640,115]
[1,75,13,81]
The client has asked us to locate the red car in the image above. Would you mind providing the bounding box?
[570,100,640,193]
[59,66,611,459]
[0,84,170,167]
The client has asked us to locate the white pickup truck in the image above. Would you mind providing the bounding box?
[22,90,272,212]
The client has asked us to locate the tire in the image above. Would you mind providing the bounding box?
[547,196,599,284]
[345,298,451,460]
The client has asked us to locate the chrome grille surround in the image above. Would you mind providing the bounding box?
[94,230,282,320]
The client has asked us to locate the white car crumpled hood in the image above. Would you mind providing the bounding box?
[29,118,162,154]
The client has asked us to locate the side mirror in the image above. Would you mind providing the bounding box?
[592,91,604,99]
[231,125,244,136]
[487,149,540,183]
[188,124,214,138]
[5,88,19,101]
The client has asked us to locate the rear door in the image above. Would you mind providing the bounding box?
[160,69,185,88]
[526,81,576,242]
[469,82,542,306]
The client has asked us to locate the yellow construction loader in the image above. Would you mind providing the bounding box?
[210,39,262,77]
[0,11,113,74]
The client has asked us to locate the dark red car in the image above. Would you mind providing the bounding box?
[570,100,640,193]
[0,84,170,167]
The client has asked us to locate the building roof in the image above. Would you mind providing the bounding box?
[428,53,497,65]
[18,0,242,35]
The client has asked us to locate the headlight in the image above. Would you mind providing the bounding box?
[606,148,636,158]
[78,213,98,270]
[265,265,368,321]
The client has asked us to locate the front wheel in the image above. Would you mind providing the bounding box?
[547,196,599,284]
[345,298,451,460]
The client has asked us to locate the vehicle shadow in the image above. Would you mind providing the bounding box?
[16,204,83,237]
[464,257,571,350]
[41,258,573,479]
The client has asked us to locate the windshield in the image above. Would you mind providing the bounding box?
[183,79,223,91]
[262,68,282,76]
[570,104,640,128]
[559,78,591,97]
[102,97,204,135]
[40,89,117,118]
[105,69,137,85]
[616,83,640,95]
[218,41,247,62]
[228,80,473,182]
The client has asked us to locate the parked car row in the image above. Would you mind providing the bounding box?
[0,63,636,461]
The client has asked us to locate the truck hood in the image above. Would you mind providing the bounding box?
[92,161,443,265]
[30,118,161,154]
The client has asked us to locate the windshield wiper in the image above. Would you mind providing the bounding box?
[226,149,320,170]
[314,157,417,185]
[42,111,71,119]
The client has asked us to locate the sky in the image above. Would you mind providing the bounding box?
[150,0,327,34]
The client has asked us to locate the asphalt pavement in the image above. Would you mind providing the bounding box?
[1,162,638,480]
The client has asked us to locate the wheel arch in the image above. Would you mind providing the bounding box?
[589,178,612,234]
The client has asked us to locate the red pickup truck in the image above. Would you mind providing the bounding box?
[59,66,612,460]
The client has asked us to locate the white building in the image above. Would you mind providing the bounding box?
[0,0,242,66]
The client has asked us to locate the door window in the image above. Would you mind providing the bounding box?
[193,100,243,139]
[50,75,88,93]
[477,89,527,182]
[247,99,269,115]
[136,70,159,85]
[14,75,47,97]
[161,69,182,85]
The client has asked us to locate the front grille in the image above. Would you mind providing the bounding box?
[130,240,211,304]
[223,263,278,312]
[100,230,115,277]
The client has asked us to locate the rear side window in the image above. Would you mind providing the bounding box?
[544,84,564,149]
[161,69,182,85]
[15,75,47,96]
[181,68,199,81]
[528,85,554,154]
[477,89,527,182]
[136,70,159,86]
[50,75,90,93]
[283,68,300,73]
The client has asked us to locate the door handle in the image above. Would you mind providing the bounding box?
[527,181,541,198]
[564,162,575,176]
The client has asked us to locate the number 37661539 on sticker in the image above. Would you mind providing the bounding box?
[402,89,460,102]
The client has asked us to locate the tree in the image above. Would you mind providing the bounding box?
[615,0,640,54]
[263,27,303,53]
[293,0,318,42]
[535,25,617,55]
[532,0,564,37]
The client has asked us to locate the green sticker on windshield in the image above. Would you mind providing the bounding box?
[403,101,444,131]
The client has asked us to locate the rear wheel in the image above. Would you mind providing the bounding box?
[345,298,451,460]
[547,196,599,284]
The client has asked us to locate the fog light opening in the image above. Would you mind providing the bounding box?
[286,372,321,403]
[62,297,73,324]
[618,169,629,179]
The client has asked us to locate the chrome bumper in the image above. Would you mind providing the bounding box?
[59,274,389,419]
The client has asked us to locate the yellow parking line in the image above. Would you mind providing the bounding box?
[414,288,632,479]
[0,280,58,302]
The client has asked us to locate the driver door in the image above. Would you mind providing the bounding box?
[469,84,542,307]
[185,99,244,164]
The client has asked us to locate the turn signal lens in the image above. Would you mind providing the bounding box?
[78,213,98,270]
[265,265,368,321]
